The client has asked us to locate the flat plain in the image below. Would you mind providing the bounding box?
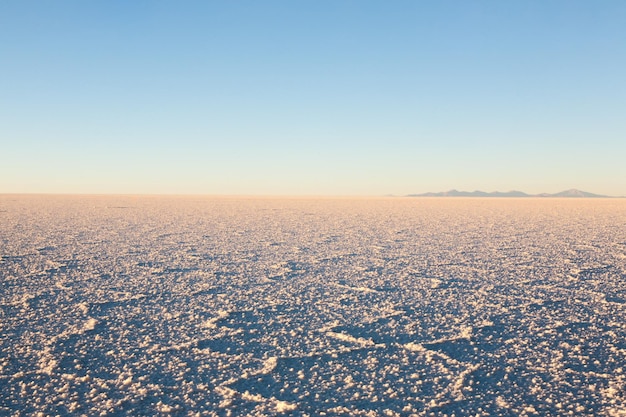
[1,195,625,416]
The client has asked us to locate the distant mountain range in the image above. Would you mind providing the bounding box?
[408,189,613,198]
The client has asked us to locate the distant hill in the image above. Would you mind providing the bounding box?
[408,189,611,198]
[546,189,608,198]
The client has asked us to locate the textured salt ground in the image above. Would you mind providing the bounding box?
[1,196,626,416]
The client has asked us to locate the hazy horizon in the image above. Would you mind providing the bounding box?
[0,187,623,198]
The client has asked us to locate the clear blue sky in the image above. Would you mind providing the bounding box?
[2,1,625,195]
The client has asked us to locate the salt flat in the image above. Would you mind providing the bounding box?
[1,196,625,416]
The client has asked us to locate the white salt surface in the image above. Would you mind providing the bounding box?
[1,195,626,416]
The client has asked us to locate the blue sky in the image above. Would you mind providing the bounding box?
[2,1,625,195]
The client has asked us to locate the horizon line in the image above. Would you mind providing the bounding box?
[1,192,624,199]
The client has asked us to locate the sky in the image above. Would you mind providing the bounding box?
[1,1,625,196]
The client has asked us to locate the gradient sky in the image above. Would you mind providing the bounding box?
[2,1,625,195]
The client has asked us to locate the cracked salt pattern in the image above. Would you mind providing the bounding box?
[1,195,626,416]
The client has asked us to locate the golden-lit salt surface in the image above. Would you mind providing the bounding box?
[1,195,626,416]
